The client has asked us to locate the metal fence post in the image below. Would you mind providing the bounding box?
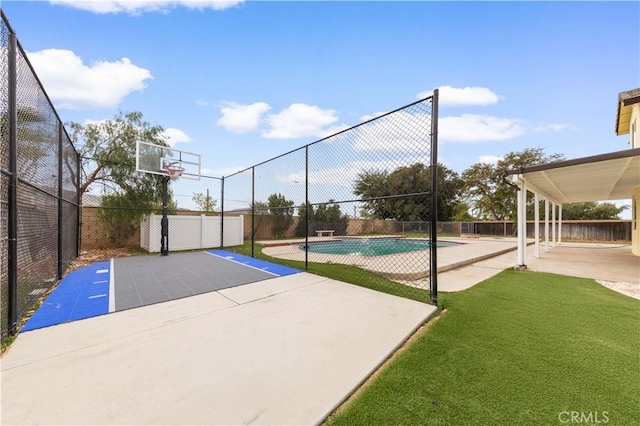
[57,123,63,279]
[7,29,18,335]
[77,149,81,257]
[429,89,439,306]
[305,146,309,270]
[220,176,224,248]
[251,166,255,258]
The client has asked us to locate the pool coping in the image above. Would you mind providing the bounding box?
[259,236,528,281]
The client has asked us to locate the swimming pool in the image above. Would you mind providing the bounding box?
[301,238,459,257]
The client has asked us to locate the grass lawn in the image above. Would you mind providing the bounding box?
[227,242,432,304]
[326,269,639,425]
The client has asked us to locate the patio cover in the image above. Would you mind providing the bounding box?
[507,148,640,205]
[506,148,640,266]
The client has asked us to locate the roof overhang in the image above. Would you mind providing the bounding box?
[615,88,640,135]
[507,149,640,204]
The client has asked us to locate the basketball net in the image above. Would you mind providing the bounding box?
[164,164,185,180]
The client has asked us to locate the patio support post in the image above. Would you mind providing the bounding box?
[521,181,527,266]
[516,178,527,267]
[545,199,549,253]
[558,205,563,245]
[534,192,540,258]
[552,202,556,248]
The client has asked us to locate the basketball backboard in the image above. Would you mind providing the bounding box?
[136,140,201,181]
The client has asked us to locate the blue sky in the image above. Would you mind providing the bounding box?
[2,1,639,213]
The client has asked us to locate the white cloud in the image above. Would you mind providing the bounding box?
[27,49,152,110]
[82,118,107,126]
[440,114,525,143]
[50,0,244,14]
[533,122,569,132]
[196,100,210,107]
[162,128,191,147]
[277,157,431,189]
[352,111,433,152]
[217,102,271,133]
[360,111,387,121]
[263,103,344,139]
[417,85,502,106]
[478,155,503,164]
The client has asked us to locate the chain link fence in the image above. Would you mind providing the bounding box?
[1,11,80,341]
[222,95,439,303]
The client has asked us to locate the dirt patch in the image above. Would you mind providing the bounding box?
[66,247,137,274]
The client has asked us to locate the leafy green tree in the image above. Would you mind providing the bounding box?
[353,163,463,221]
[1,106,59,185]
[250,201,269,214]
[559,202,628,220]
[353,170,390,219]
[193,189,217,214]
[267,193,295,237]
[248,201,270,239]
[462,148,564,220]
[294,201,350,236]
[452,202,475,221]
[69,111,173,242]
[294,202,314,237]
[313,201,349,236]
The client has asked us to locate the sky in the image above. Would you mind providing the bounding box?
[2,0,639,215]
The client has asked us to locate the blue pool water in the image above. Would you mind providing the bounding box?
[301,238,459,257]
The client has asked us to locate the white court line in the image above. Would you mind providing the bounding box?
[204,251,279,276]
[93,280,108,284]
[96,269,109,274]
[89,294,106,299]
[108,259,115,313]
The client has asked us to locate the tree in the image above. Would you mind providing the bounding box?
[294,202,314,237]
[462,148,564,220]
[1,106,57,185]
[69,111,173,242]
[560,202,628,220]
[295,200,349,237]
[353,163,463,221]
[267,193,295,237]
[452,202,475,221]
[313,201,349,235]
[193,189,217,214]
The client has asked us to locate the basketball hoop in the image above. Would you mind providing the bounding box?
[164,164,185,180]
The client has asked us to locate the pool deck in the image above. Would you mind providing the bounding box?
[259,236,529,280]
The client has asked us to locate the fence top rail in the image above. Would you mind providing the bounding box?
[223,93,435,180]
[470,220,632,224]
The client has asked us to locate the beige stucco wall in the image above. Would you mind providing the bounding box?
[630,104,639,149]
[632,187,640,256]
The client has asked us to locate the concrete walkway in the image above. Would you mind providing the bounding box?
[438,242,639,294]
[1,273,435,425]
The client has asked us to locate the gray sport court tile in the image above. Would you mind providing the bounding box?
[113,251,276,311]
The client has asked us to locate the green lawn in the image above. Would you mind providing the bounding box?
[326,270,640,425]
[227,242,432,304]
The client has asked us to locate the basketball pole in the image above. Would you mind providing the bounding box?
[161,175,169,256]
